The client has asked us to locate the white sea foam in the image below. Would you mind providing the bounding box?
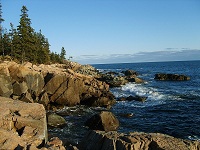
[188,135,200,141]
[121,83,165,101]
[111,82,168,108]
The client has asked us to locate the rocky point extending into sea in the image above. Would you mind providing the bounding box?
[0,60,199,150]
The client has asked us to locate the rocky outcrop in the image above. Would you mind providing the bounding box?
[98,73,129,87]
[85,111,119,132]
[98,70,144,87]
[79,130,200,150]
[0,96,48,149]
[155,73,190,81]
[76,64,101,78]
[44,71,115,108]
[122,70,139,76]
[122,70,144,84]
[0,61,115,109]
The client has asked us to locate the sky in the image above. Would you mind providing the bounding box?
[2,0,200,64]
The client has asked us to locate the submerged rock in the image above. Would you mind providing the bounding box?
[118,95,147,102]
[79,130,200,150]
[119,113,134,118]
[85,111,119,132]
[126,95,147,102]
[155,73,190,81]
[47,113,67,128]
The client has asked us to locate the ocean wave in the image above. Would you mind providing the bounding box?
[121,83,165,101]
[111,83,169,108]
[188,135,200,141]
[97,68,122,73]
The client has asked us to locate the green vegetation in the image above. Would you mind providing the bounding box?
[0,4,66,64]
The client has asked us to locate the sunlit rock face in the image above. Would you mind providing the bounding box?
[0,97,47,149]
[0,61,115,109]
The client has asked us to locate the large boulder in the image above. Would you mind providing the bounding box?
[0,74,13,97]
[44,71,115,108]
[5,61,44,102]
[85,111,119,131]
[79,130,200,150]
[0,63,13,97]
[8,64,45,97]
[155,73,190,81]
[44,74,83,106]
[12,81,28,96]
[47,113,67,128]
[0,96,48,149]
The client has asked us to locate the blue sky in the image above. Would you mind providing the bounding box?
[2,0,200,64]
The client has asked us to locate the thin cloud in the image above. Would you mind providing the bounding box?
[74,49,200,64]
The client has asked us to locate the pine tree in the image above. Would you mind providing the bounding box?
[0,2,4,56]
[34,30,50,64]
[2,30,11,56]
[9,23,15,58]
[42,37,50,63]
[60,47,66,61]
[17,5,35,63]
[50,52,56,63]
[11,23,21,61]
[0,4,64,64]
[50,52,61,63]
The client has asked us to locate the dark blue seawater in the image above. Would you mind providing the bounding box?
[49,60,200,143]
[93,60,200,141]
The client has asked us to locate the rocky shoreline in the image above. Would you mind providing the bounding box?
[0,61,115,109]
[0,60,198,149]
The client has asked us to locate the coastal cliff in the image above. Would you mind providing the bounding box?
[0,61,115,109]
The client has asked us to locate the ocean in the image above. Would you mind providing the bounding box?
[49,60,200,143]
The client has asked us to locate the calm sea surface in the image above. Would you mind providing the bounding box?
[49,60,200,143]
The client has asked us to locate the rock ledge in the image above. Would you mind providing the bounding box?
[79,130,200,150]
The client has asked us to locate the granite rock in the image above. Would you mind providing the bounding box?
[0,96,48,149]
[79,130,200,150]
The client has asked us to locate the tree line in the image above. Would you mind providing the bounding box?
[0,4,67,64]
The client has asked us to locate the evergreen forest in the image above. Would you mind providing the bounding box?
[0,4,66,64]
